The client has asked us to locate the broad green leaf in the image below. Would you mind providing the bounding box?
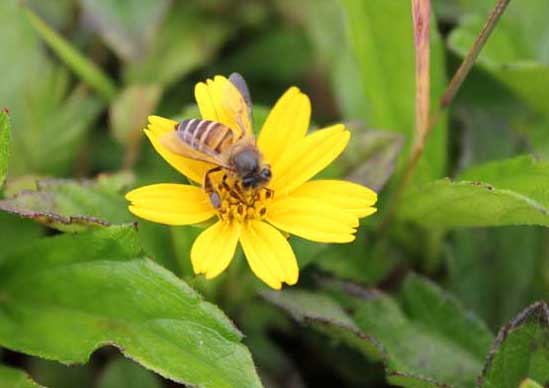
[479,302,549,388]
[0,1,46,110]
[80,0,171,62]
[124,4,230,87]
[448,0,549,116]
[519,379,544,388]
[98,356,161,388]
[398,275,494,360]
[0,173,133,231]
[265,275,493,388]
[399,180,549,227]
[353,275,493,388]
[458,156,549,202]
[400,156,549,227]
[262,289,384,361]
[8,66,102,176]
[0,3,101,176]
[0,110,10,187]
[23,6,117,102]
[340,0,448,181]
[0,211,43,256]
[0,364,42,388]
[448,226,546,329]
[0,226,263,388]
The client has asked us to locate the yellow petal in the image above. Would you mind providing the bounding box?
[145,116,213,183]
[191,221,240,279]
[270,124,350,196]
[126,184,215,225]
[240,220,299,289]
[148,115,178,134]
[257,87,311,166]
[194,75,251,137]
[267,194,362,243]
[288,180,378,218]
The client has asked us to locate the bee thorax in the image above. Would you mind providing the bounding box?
[231,148,260,177]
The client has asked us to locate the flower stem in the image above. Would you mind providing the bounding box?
[380,0,512,230]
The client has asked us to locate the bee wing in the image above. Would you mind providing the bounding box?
[159,130,230,169]
[225,73,254,139]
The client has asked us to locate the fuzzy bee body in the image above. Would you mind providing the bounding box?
[159,73,272,208]
[176,119,234,157]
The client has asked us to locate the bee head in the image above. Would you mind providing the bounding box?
[232,147,272,189]
[241,165,271,189]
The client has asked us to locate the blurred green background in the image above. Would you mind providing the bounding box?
[0,0,548,387]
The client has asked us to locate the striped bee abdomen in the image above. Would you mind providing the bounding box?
[176,119,234,155]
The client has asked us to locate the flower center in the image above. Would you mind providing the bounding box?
[214,174,273,223]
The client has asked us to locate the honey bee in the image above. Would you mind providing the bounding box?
[160,73,272,208]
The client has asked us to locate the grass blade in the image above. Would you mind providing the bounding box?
[23,5,118,102]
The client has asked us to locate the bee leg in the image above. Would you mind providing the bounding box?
[234,181,253,207]
[226,182,248,205]
[204,166,223,208]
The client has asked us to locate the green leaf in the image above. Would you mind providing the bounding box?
[399,181,548,228]
[0,2,96,176]
[0,364,42,388]
[265,274,493,388]
[353,275,493,388]
[458,156,549,201]
[340,0,448,181]
[400,156,549,227]
[0,211,43,257]
[261,289,384,361]
[0,1,46,110]
[448,226,546,329]
[23,6,117,102]
[80,0,171,62]
[0,173,134,232]
[98,356,161,388]
[0,225,263,388]
[479,302,549,388]
[124,5,230,87]
[448,0,549,116]
[519,378,544,388]
[0,110,10,188]
[9,66,103,176]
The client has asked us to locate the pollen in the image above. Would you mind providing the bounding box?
[215,175,273,222]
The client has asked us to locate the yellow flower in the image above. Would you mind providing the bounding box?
[126,75,377,289]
